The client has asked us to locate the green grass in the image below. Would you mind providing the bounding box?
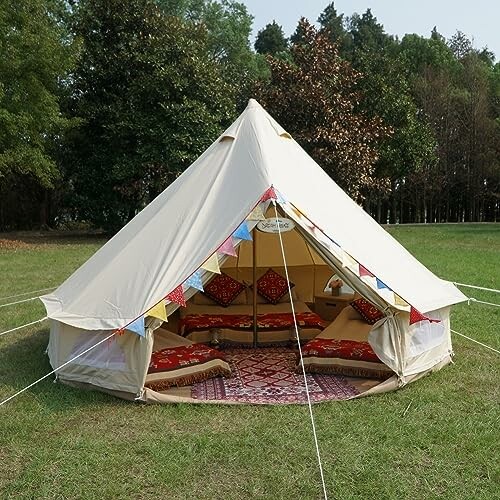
[0,225,499,499]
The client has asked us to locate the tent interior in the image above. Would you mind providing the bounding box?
[142,206,401,404]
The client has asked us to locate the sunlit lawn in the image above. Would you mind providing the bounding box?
[0,225,498,499]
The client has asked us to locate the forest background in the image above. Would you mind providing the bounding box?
[1,0,498,232]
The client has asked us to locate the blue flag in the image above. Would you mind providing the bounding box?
[233,221,252,241]
[185,270,204,291]
[376,278,389,290]
[126,316,145,337]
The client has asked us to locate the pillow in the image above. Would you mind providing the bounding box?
[246,286,299,304]
[145,343,231,391]
[257,268,294,305]
[202,273,246,307]
[350,298,384,325]
[193,288,246,306]
[298,338,393,379]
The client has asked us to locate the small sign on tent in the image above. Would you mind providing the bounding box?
[257,218,295,234]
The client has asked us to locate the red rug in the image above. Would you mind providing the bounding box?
[191,347,359,404]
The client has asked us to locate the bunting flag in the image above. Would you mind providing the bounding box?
[376,278,389,290]
[146,301,167,322]
[219,237,237,257]
[409,306,441,325]
[126,316,146,337]
[359,264,374,277]
[275,190,287,205]
[247,205,266,221]
[233,221,252,241]
[394,294,409,307]
[201,253,220,274]
[342,250,358,272]
[166,285,186,307]
[261,186,277,201]
[184,270,204,291]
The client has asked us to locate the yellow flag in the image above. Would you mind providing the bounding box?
[146,301,167,322]
[247,205,265,221]
[201,253,220,274]
[394,293,408,307]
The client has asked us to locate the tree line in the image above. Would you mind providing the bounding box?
[0,0,498,232]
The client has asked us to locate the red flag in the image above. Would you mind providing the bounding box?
[261,186,277,201]
[166,285,186,307]
[359,264,374,277]
[410,307,441,325]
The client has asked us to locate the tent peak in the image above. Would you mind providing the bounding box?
[246,98,263,109]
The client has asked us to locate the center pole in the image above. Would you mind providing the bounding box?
[252,227,258,347]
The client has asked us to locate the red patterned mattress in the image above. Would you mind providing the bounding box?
[180,312,324,337]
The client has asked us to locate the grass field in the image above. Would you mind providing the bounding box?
[0,225,498,499]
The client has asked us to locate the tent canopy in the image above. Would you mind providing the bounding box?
[42,99,466,331]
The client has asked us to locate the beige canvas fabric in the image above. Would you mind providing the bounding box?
[41,99,466,331]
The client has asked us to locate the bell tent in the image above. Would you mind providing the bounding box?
[41,99,467,404]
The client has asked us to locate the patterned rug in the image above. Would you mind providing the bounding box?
[192,347,359,404]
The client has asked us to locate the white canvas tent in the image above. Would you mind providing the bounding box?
[41,99,467,403]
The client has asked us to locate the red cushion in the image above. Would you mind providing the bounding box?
[257,268,294,305]
[148,344,226,374]
[301,338,381,363]
[350,298,384,324]
[203,272,245,307]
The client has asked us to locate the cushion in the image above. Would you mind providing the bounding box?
[298,338,393,379]
[350,298,384,325]
[145,343,231,391]
[257,268,294,305]
[246,286,299,304]
[202,272,246,307]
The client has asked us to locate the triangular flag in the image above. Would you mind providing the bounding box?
[410,307,427,325]
[275,190,287,205]
[146,301,167,322]
[247,205,265,221]
[261,186,277,201]
[200,253,220,274]
[342,251,358,272]
[219,237,237,257]
[409,306,441,325]
[185,270,204,291]
[233,221,252,241]
[166,285,186,307]
[359,264,374,277]
[126,316,145,337]
[394,294,408,307]
[376,278,389,290]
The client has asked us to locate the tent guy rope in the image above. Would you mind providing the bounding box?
[0,287,56,302]
[0,296,42,309]
[451,329,500,355]
[273,199,329,500]
[453,282,500,294]
[0,317,48,337]
[0,331,117,408]
[467,298,500,309]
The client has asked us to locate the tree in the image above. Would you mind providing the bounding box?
[254,19,390,201]
[254,21,288,56]
[65,0,235,231]
[0,0,75,229]
[317,2,351,54]
[157,0,267,108]
[342,10,437,223]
